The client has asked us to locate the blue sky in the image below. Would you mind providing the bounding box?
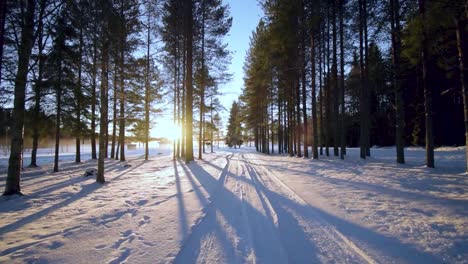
[219,0,263,116]
[153,0,263,138]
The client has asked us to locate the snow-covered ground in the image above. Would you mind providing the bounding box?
[0,145,467,263]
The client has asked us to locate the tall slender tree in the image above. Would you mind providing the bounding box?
[4,0,36,195]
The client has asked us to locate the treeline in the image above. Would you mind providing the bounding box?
[241,0,467,168]
[1,0,231,196]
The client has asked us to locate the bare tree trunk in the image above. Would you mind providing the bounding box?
[54,18,65,173]
[319,28,324,156]
[311,32,318,159]
[4,0,35,195]
[97,17,110,184]
[75,16,83,163]
[31,0,46,167]
[145,1,151,161]
[296,81,302,157]
[0,0,7,86]
[119,55,125,162]
[455,14,468,173]
[91,31,98,160]
[391,0,405,164]
[53,58,62,173]
[185,0,194,163]
[419,0,434,168]
[111,69,118,159]
[359,0,366,159]
[332,0,339,157]
[339,0,346,159]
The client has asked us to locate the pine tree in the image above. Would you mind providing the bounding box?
[226,101,242,148]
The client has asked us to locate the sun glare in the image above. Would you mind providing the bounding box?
[154,120,181,141]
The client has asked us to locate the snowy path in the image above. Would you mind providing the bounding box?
[174,152,374,263]
[1,147,466,263]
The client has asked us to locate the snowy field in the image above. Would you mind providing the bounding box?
[0,145,467,263]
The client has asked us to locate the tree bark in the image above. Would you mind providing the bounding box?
[4,0,35,195]
[391,0,405,164]
[198,0,206,160]
[31,0,46,167]
[53,57,62,173]
[91,27,98,160]
[145,1,151,161]
[339,0,346,159]
[185,0,194,163]
[97,16,110,184]
[359,0,366,159]
[419,0,434,168]
[111,68,118,159]
[332,0,339,157]
[455,14,468,173]
[311,32,318,159]
[0,0,7,86]
[75,14,83,163]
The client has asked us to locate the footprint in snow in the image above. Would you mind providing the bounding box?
[94,244,107,250]
[136,199,148,206]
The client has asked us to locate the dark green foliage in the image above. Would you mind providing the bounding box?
[225,101,242,148]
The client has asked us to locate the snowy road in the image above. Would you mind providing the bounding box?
[0,147,466,263]
[175,152,374,263]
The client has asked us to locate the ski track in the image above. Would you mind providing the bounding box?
[1,147,464,263]
[175,152,376,264]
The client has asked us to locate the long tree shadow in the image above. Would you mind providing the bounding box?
[239,152,445,263]
[0,161,140,214]
[245,154,445,263]
[0,181,102,235]
[174,156,321,263]
[173,160,188,241]
[261,158,468,213]
[0,161,144,233]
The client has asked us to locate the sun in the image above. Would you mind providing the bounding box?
[151,118,181,141]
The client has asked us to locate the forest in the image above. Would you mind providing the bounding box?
[1,0,467,197]
[0,1,467,263]
[238,0,467,168]
[0,0,231,195]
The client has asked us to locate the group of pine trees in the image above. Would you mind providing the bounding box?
[1,0,231,196]
[241,0,467,170]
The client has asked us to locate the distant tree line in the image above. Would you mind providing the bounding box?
[241,0,467,170]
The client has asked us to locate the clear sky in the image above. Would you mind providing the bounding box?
[219,0,264,118]
[153,0,263,139]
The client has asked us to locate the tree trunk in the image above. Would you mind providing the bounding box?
[75,18,83,163]
[53,58,62,173]
[145,2,151,161]
[419,0,434,168]
[359,0,366,159]
[0,0,7,87]
[319,28,324,156]
[4,0,35,195]
[391,0,405,164]
[363,0,370,157]
[455,14,468,173]
[111,69,118,159]
[97,17,110,184]
[119,53,126,162]
[198,0,206,160]
[332,0,339,157]
[91,18,98,160]
[31,0,46,167]
[185,0,194,163]
[339,0,346,159]
[311,32,318,159]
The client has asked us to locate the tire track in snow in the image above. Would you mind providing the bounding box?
[174,153,290,264]
[244,153,376,264]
